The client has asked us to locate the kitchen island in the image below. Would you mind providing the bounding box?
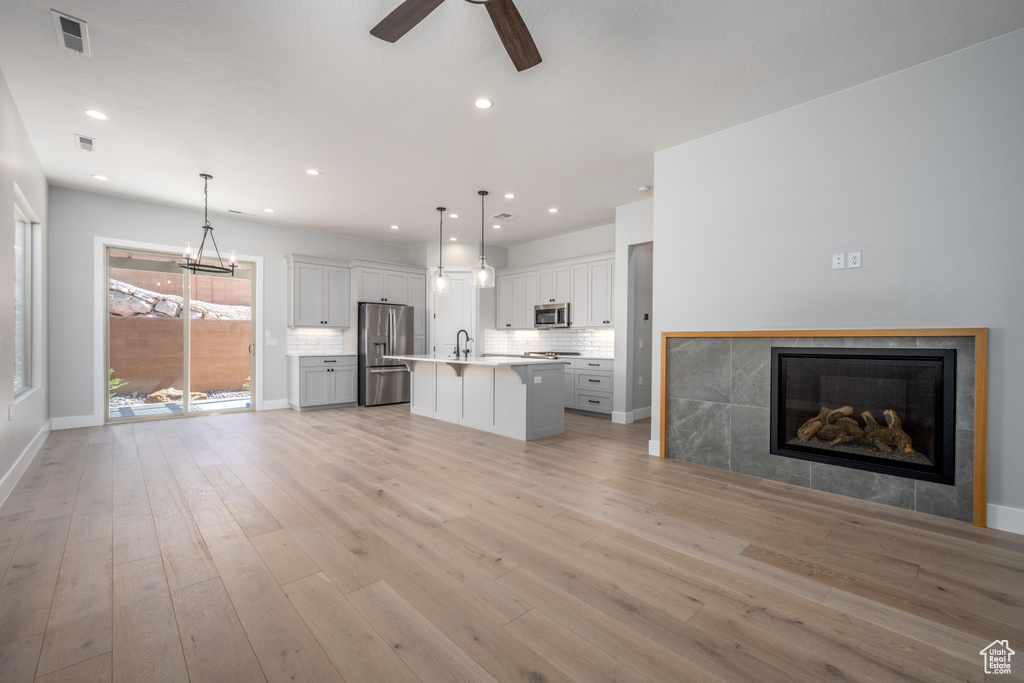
[385,355,568,440]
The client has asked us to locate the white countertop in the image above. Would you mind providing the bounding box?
[286,352,356,357]
[385,354,569,367]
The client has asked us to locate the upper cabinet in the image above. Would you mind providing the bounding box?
[355,267,411,304]
[586,258,614,328]
[496,272,525,329]
[287,255,351,328]
[495,253,613,330]
[350,261,428,343]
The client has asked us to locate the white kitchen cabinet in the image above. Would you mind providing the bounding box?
[569,263,588,328]
[354,267,409,303]
[288,356,357,410]
[286,255,351,328]
[496,272,526,329]
[586,258,614,328]
[537,266,571,304]
[523,270,540,309]
[494,252,613,330]
[409,273,426,336]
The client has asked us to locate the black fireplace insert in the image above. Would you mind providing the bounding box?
[770,347,956,484]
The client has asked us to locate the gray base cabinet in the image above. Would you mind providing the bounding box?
[288,356,357,411]
[564,358,613,415]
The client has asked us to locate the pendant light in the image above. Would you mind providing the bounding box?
[470,190,495,288]
[179,173,236,276]
[430,206,451,293]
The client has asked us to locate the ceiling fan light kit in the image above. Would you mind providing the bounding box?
[371,0,542,72]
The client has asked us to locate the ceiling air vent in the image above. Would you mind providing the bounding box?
[51,10,91,56]
[492,212,515,220]
[74,134,95,151]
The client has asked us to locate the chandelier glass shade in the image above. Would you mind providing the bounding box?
[430,206,452,293]
[470,190,495,288]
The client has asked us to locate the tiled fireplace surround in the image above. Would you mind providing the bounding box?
[661,330,986,525]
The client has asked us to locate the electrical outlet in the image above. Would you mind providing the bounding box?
[533,376,542,383]
[638,339,643,349]
[638,376,644,386]
[832,253,846,269]
[848,251,862,268]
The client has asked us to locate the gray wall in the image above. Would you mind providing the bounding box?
[48,187,413,422]
[650,29,1024,518]
[631,243,654,411]
[0,66,49,497]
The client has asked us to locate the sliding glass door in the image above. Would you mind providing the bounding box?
[106,247,254,422]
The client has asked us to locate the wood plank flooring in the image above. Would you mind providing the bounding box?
[1,406,1022,682]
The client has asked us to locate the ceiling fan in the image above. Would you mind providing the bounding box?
[370,0,542,72]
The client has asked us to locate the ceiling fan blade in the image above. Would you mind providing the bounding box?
[484,0,542,71]
[370,0,446,43]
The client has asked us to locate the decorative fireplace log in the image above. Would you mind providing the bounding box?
[797,406,914,456]
[884,409,915,456]
[861,411,895,453]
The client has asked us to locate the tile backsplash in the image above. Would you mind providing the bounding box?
[484,328,615,358]
[286,327,345,355]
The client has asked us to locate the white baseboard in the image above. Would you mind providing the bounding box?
[51,414,99,430]
[612,406,652,425]
[648,439,659,457]
[261,399,290,411]
[0,420,50,507]
[987,504,1024,536]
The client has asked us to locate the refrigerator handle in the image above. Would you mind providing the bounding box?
[389,307,396,357]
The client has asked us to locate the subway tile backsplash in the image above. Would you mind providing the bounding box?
[484,328,614,358]
[286,327,345,355]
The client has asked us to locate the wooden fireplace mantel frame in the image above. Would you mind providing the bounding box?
[659,328,989,527]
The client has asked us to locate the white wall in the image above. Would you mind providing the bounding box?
[48,188,413,423]
[612,199,653,421]
[506,224,615,268]
[0,67,49,503]
[650,29,1024,520]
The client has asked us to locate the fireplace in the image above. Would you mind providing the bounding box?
[770,347,957,485]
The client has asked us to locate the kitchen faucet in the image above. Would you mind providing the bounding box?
[455,329,473,359]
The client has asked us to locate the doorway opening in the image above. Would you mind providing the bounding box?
[106,246,255,422]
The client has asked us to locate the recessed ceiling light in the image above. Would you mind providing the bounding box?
[306,169,320,176]
[474,98,493,109]
[504,193,514,199]
[390,225,399,230]
[450,237,457,241]
[84,109,108,120]
[493,224,501,229]
[449,213,458,219]
[264,208,274,213]
[91,174,108,181]
[548,207,558,213]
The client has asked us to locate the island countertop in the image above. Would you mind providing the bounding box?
[384,354,569,367]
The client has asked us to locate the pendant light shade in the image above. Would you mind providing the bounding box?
[430,206,452,293]
[178,174,236,276]
[470,190,495,288]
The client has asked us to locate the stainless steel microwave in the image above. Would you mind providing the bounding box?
[535,302,570,328]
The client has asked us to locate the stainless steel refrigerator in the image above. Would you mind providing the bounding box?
[358,302,413,406]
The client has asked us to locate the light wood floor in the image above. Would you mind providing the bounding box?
[1,407,1022,682]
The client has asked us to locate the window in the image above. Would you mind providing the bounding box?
[13,205,32,395]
